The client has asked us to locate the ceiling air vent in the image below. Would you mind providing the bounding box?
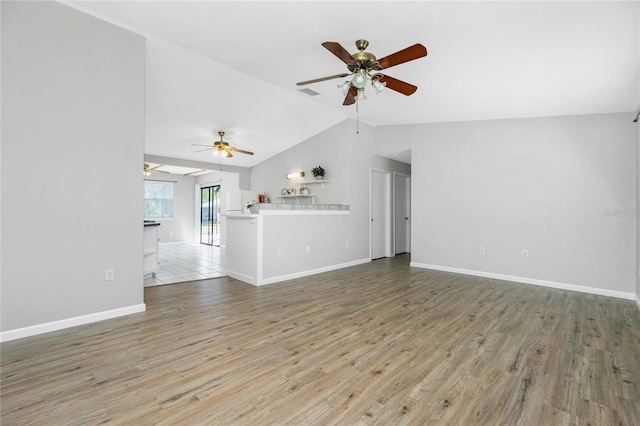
[298,88,320,96]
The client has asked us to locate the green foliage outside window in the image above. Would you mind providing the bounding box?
[144,181,174,219]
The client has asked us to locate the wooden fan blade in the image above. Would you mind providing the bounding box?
[228,147,254,155]
[378,74,418,96]
[185,169,207,176]
[146,165,171,173]
[343,85,357,106]
[146,165,170,174]
[377,44,427,70]
[297,73,350,86]
[322,41,356,65]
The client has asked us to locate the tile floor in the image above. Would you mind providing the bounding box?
[144,242,226,286]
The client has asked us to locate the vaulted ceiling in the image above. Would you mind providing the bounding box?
[67,1,639,167]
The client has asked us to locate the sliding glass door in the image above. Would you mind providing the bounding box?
[200,185,220,246]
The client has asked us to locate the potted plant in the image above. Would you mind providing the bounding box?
[246,200,258,214]
[311,166,325,180]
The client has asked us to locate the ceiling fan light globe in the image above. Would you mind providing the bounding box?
[357,89,367,101]
[338,81,351,95]
[372,79,386,93]
[351,73,367,89]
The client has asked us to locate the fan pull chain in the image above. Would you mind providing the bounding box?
[356,96,360,134]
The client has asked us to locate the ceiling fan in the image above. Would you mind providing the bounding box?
[297,39,427,106]
[192,131,254,158]
[144,163,169,176]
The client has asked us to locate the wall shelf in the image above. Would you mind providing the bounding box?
[300,180,328,188]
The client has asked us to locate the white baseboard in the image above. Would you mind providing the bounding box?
[257,258,371,286]
[159,241,197,245]
[410,262,636,301]
[0,303,146,343]
[227,270,257,286]
[635,295,640,311]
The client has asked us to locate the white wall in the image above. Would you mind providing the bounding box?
[249,120,353,206]
[636,8,640,308]
[637,110,640,305]
[250,119,411,264]
[1,1,145,337]
[381,113,636,297]
[637,120,640,305]
[145,173,196,243]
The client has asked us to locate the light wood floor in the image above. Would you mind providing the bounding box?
[2,255,639,425]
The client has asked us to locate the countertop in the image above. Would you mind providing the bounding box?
[224,203,350,217]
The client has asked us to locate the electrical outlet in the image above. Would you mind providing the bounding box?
[169,231,174,237]
[305,246,311,254]
[522,249,529,258]
[479,246,485,255]
[277,249,283,258]
[105,269,114,281]
[345,241,349,249]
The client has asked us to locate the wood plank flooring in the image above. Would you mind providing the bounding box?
[2,255,639,425]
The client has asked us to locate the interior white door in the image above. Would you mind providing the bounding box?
[394,174,411,254]
[371,169,391,260]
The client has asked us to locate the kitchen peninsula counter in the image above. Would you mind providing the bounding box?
[225,203,349,216]
[225,204,366,286]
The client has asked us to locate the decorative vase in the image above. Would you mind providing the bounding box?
[315,175,324,180]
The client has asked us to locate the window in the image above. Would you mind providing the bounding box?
[144,181,174,219]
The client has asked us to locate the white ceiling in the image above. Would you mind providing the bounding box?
[67,1,639,167]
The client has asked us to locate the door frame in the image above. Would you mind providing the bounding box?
[198,184,221,246]
[370,168,393,260]
[194,179,223,243]
[393,172,411,255]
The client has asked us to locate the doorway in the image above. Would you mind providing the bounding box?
[200,185,220,246]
